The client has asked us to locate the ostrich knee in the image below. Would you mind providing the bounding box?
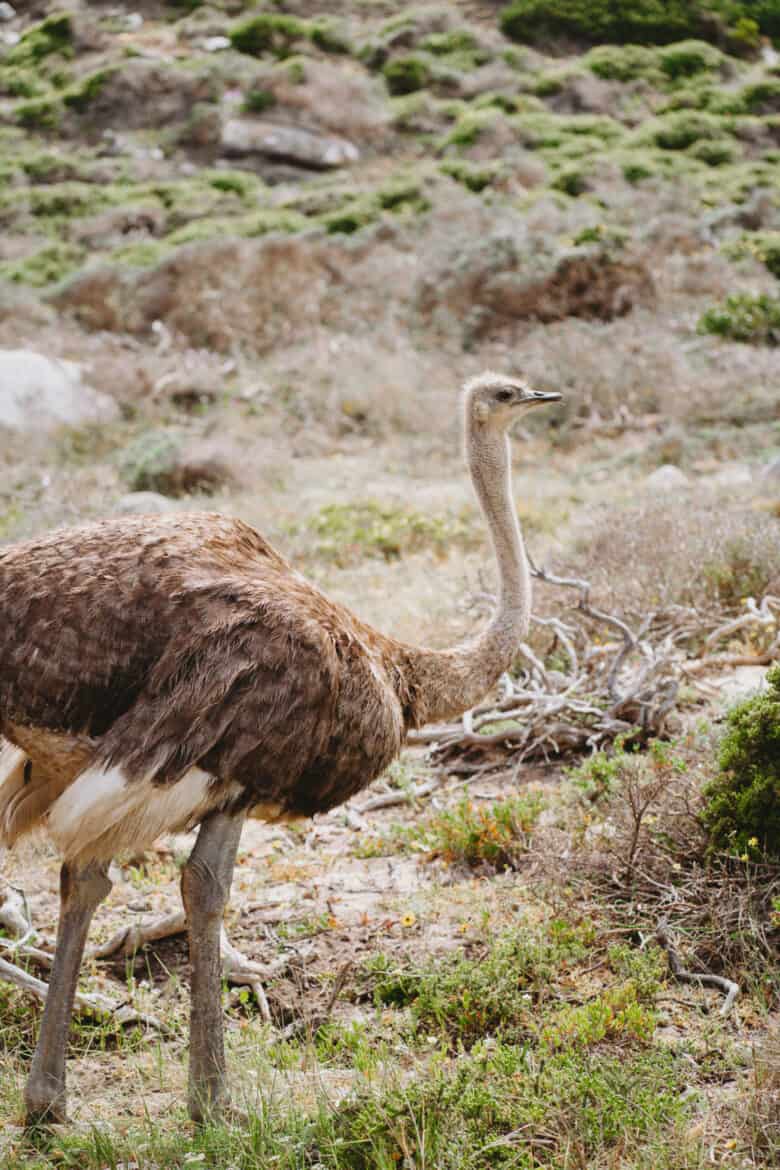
[25,861,112,1126]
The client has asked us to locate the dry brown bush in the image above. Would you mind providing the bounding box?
[52,230,417,351]
[513,309,780,427]
[569,495,780,617]
[564,733,780,993]
[249,57,390,144]
[417,234,655,343]
[745,1026,780,1162]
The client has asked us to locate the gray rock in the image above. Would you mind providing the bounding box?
[706,463,752,488]
[760,454,780,481]
[646,464,689,491]
[0,4,16,22]
[221,119,359,170]
[0,349,117,431]
[115,491,177,515]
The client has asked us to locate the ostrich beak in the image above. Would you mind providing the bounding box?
[523,389,563,406]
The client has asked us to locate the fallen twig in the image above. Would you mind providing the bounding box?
[0,954,173,1033]
[92,908,283,1021]
[655,919,739,1016]
[354,777,441,813]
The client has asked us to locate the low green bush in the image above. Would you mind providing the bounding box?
[740,79,780,112]
[367,922,591,1045]
[229,14,307,58]
[726,231,780,278]
[5,13,72,66]
[583,43,660,81]
[383,55,431,95]
[658,39,725,79]
[500,1,780,46]
[702,664,780,859]
[118,429,184,494]
[698,291,780,344]
[650,110,728,149]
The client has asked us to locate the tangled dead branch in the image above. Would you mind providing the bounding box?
[409,559,779,771]
[655,918,739,1015]
[0,871,280,1025]
[0,874,173,1033]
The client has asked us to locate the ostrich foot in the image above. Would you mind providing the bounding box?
[92,910,282,1023]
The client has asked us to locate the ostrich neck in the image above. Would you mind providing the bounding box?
[399,420,531,726]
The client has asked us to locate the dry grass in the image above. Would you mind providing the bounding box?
[568,495,780,617]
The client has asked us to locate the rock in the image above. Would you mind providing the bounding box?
[646,464,690,491]
[0,4,16,21]
[115,491,177,515]
[761,454,780,481]
[706,463,753,488]
[0,349,117,431]
[221,119,359,170]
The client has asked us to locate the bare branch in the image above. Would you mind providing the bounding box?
[655,919,740,1016]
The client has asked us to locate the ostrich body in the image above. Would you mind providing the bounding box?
[0,373,559,1124]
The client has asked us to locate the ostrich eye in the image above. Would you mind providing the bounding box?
[495,389,514,403]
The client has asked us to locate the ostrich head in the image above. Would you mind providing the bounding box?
[464,371,562,429]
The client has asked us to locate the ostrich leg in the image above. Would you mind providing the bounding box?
[25,861,112,1125]
[181,809,245,1123]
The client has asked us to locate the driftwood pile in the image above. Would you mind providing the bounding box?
[410,558,780,773]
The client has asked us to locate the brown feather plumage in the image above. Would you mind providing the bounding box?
[0,513,412,839]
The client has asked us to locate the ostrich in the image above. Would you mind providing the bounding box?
[0,372,560,1125]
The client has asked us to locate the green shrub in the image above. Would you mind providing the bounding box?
[500,1,780,46]
[658,39,724,80]
[6,13,72,66]
[583,43,659,81]
[688,135,736,164]
[309,19,352,54]
[421,30,480,56]
[726,231,780,279]
[417,793,543,869]
[439,159,501,191]
[0,242,83,287]
[229,14,306,58]
[62,69,114,113]
[367,923,590,1045]
[551,164,588,195]
[0,66,46,99]
[702,664,780,859]
[299,499,471,562]
[740,79,780,112]
[698,292,780,344]
[242,88,276,114]
[118,429,184,494]
[651,110,726,149]
[15,96,60,130]
[383,55,431,95]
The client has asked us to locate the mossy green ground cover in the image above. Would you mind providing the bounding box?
[2,2,780,289]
